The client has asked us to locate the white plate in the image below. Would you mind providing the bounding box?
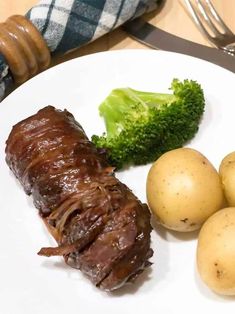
[0,50,235,314]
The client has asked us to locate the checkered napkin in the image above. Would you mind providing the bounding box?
[0,0,162,100]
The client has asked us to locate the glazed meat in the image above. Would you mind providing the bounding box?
[5,106,153,291]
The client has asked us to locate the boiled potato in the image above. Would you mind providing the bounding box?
[219,152,235,206]
[197,207,235,295]
[146,148,225,232]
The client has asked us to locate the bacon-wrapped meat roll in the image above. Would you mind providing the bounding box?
[5,106,153,291]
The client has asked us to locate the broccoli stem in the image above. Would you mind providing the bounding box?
[99,87,176,138]
[130,89,176,107]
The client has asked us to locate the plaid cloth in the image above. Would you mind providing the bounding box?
[0,0,162,100]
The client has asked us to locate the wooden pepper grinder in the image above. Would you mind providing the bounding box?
[0,15,51,85]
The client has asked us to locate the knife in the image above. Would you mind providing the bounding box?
[123,18,235,73]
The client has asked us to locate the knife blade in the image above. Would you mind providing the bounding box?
[123,18,235,73]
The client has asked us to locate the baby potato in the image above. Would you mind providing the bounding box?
[197,207,235,295]
[219,152,235,206]
[146,148,225,232]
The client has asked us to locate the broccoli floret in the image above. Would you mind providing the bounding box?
[92,79,205,169]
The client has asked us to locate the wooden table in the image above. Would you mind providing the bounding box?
[1,0,235,66]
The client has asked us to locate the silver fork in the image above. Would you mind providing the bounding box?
[184,0,235,55]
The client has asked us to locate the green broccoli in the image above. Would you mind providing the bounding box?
[92,79,205,169]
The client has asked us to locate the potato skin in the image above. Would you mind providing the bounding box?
[146,148,224,232]
[197,207,235,295]
[219,152,235,206]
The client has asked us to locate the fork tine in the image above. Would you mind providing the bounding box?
[197,0,221,37]
[184,0,215,42]
[205,0,234,35]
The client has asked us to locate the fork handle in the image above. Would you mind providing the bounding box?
[0,15,51,85]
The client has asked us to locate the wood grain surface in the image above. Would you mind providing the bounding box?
[0,0,235,65]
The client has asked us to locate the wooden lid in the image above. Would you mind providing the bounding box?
[0,15,51,85]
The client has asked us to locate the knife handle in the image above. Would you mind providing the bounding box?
[0,15,51,85]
